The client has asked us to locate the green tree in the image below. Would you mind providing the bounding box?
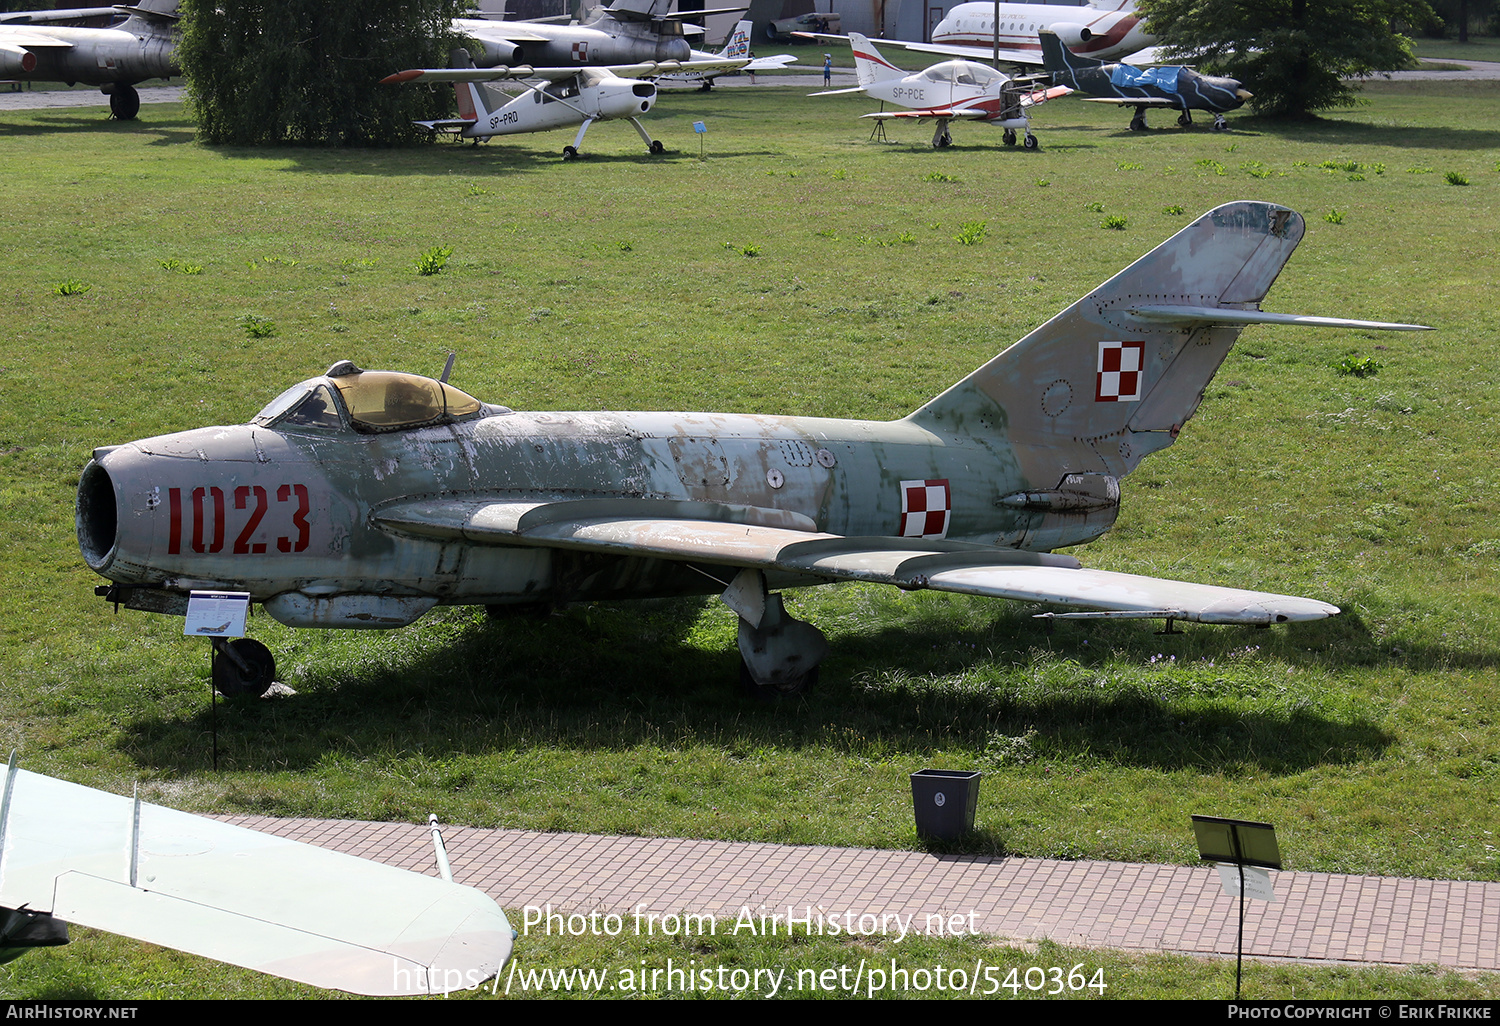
[1137,0,1436,118]
[178,0,469,145]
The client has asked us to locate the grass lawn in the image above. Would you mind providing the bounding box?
[0,78,1498,998]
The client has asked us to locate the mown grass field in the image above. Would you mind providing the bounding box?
[1,78,1498,998]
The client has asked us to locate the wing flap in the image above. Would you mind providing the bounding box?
[925,565,1337,623]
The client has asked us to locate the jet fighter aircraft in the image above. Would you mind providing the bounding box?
[815,32,1068,149]
[0,0,178,120]
[454,0,747,69]
[1040,29,1251,131]
[76,202,1429,699]
[383,50,746,158]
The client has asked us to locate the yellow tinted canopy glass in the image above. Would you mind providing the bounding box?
[330,371,482,432]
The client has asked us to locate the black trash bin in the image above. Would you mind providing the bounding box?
[910,769,981,840]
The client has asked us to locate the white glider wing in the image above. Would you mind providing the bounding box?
[794,31,1045,66]
[382,58,748,85]
[374,498,1338,625]
[0,761,513,995]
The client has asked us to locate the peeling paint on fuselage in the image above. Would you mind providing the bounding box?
[82,395,1114,621]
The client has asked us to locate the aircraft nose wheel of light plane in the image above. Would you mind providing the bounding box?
[562,145,579,160]
[649,140,665,155]
[1212,115,1229,131]
[1002,128,1017,146]
[211,638,276,697]
[108,84,140,121]
[1023,132,1039,150]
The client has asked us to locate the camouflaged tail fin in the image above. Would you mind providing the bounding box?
[906,201,1305,479]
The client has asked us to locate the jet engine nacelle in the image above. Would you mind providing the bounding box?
[1047,22,1094,47]
[655,35,691,63]
[0,49,38,76]
[470,38,525,67]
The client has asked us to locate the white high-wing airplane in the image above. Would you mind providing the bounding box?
[815,32,1069,149]
[383,53,747,159]
[0,755,513,995]
[797,0,1153,68]
[656,19,796,90]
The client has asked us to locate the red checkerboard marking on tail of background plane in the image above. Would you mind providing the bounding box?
[900,479,951,538]
[1096,340,1145,401]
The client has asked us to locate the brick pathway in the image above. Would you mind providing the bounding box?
[220,817,1500,970]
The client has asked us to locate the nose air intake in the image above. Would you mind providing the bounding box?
[76,461,118,571]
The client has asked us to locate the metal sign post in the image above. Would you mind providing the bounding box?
[186,590,250,772]
[1192,814,1282,1000]
[693,119,706,160]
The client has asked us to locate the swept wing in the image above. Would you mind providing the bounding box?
[373,497,1337,625]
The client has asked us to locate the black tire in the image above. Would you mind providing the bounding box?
[649,139,664,154]
[1023,133,1039,150]
[213,639,275,697]
[109,84,140,121]
[562,145,578,160]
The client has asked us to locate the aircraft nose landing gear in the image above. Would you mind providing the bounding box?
[211,637,276,697]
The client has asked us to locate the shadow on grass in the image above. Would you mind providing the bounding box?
[1,112,196,144]
[1228,112,1500,150]
[116,594,1411,778]
[200,139,792,175]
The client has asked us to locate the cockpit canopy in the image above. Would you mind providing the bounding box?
[921,61,1004,88]
[253,361,488,434]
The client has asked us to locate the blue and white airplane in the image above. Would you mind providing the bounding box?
[1039,28,1252,131]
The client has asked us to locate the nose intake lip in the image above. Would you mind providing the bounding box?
[77,460,119,571]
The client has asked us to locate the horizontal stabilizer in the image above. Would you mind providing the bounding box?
[1127,304,1432,331]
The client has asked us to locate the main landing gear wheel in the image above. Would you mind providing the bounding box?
[1177,111,1193,128]
[649,139,665,154]
[109,84,140,121]
[1129,112,1147,132]
[1002,128,1017,146]
[212,638,276,697]
[1023,132,1039,150]
[1212,115,1229,131]
[562,145,578,160]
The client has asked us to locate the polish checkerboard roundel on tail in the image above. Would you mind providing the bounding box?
[906,202,1428,480]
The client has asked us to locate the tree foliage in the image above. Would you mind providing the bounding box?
[178,0,469,145]
[1137,0,1436,118]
